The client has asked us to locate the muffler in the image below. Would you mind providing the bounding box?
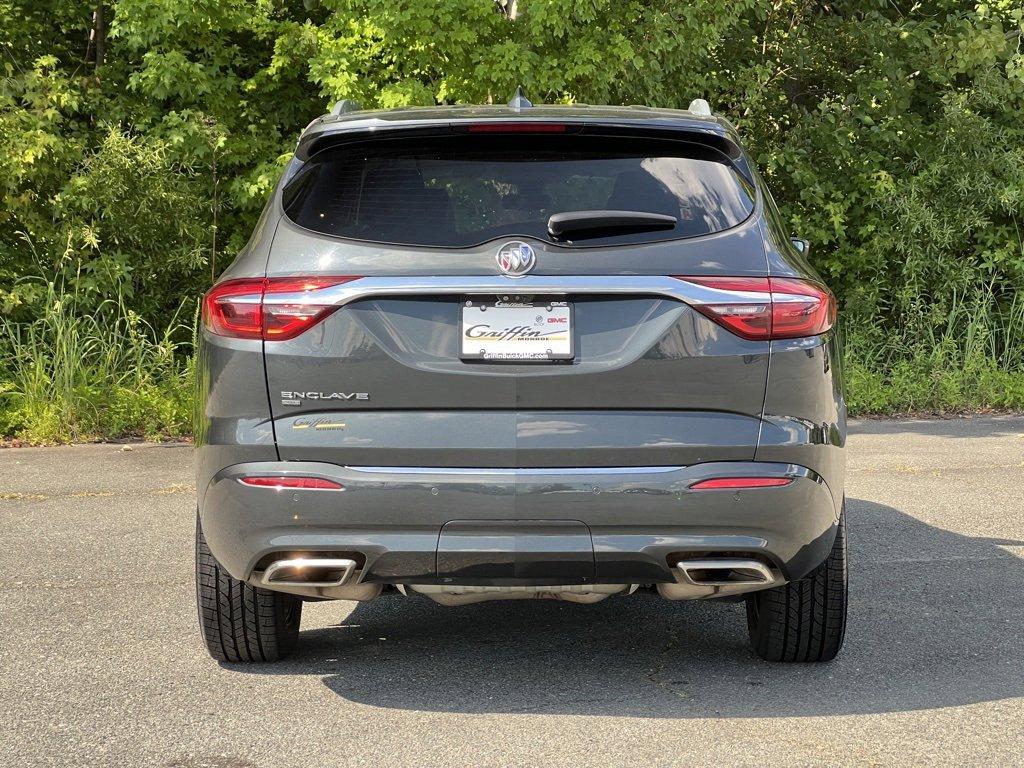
[657,558,782,600]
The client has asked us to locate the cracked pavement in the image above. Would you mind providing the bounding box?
[2,417,1023,766]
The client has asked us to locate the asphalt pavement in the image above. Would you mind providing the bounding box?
[2,417,1023,767]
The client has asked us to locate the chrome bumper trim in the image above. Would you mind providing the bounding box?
[342,465,685,476]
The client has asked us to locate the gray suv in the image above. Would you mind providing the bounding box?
[195,95,847,664]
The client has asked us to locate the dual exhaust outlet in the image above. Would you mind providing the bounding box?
[656,558,780,600]
[261,558,358,588]
[258,555,781,602]
[260,557,383,601]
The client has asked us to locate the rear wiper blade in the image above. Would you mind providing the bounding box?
[547,210,677,240]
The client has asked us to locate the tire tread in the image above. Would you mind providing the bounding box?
[195,516,301,663]
[746,507,848,663]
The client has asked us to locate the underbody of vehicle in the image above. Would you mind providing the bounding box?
[195,94,848,663]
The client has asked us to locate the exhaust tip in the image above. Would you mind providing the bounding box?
[658,557,783,600]
[260,558,357,588]
[676,558,774,586]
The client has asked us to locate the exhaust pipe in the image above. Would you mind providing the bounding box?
[260,558,357,588]
[657,558,782,600]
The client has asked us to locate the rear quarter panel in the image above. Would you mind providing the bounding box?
[756,333,846,517]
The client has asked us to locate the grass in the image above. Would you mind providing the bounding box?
[844,353,1024,416]
[0,279,193,444]
[0,279,1021,444]
[843,283,1024,415]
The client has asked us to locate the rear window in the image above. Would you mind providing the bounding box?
[282,134,755,247]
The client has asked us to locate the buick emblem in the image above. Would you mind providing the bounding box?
[496,241,536,277]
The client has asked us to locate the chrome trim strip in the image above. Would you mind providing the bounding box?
[768,293,816,304]
[343,465,685,476]
[268,275,774,308]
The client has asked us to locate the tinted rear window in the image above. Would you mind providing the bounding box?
[282,134,755,247]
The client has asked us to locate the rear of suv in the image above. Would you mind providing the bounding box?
[195,96,847,664]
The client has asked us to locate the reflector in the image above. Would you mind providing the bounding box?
[239,476,344,490]
[689,477,793,490]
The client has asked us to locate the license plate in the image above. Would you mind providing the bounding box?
[460,299,573,361]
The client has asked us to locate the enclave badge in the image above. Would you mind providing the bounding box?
[280,391,369,406]
[496,241,536,277]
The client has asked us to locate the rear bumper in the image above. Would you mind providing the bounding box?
[199,461,840,587]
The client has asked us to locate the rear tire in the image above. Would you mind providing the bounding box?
[195,516,302,662]
[745,507,847,662]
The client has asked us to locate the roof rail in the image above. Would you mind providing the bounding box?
[330,99,362,116]
[687,98,712,117]
[508,86,532,112]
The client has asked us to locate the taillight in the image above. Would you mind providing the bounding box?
[767,277,838,339]
[202,276,360,341]
[674,276,836,341]
[261,277,356,340]
[689,477,793,490]
[239,476,344,490]
[203,278,264,339]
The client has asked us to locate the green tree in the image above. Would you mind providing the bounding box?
[1,0,1023,433]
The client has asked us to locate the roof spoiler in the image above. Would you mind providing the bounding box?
[294,94,751,182]
[295,124,751,183]
[299,121,740,156]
